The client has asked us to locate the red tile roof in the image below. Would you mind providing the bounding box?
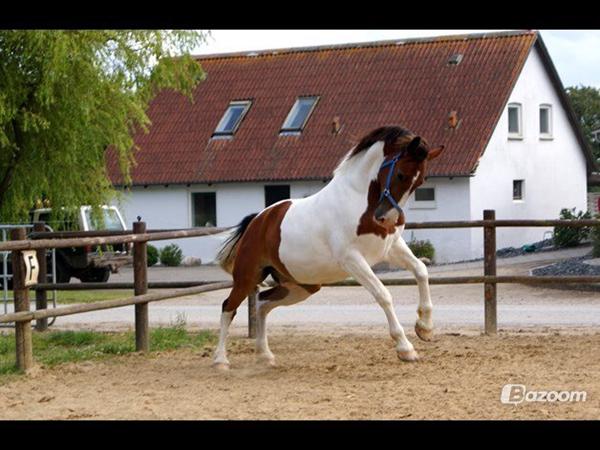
[106,30,579,186]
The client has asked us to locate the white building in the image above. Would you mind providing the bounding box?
[108,30,594,264]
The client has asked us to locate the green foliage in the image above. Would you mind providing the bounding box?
[0,327,215,377]
[159,243,183,266]
[591,215,600,257]
[565,85,600,160]
[408,239,435,261]
[147,244,159,267]
[553,207,591,248]
[0,30,208,222]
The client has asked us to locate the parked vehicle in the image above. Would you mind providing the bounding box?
[0,205,132,288]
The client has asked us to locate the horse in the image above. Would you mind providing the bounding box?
[212,126,445,369]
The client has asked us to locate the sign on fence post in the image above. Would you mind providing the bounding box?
[133,221,149,352]
[11,228,34,371]
[21,250,39,287]
[483,210,498,334]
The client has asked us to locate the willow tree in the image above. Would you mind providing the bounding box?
[0,30,207,222]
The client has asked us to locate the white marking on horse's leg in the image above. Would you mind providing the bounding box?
[388,237,434,341]
[339,251,417,360]
[213,310,235,369]
[255,284,314,365]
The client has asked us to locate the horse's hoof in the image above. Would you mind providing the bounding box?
[212,362,230,371]
[397,349,420,362]
[415,322,434,342]
[256,355,276,367]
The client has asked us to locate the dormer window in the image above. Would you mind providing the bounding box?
[213,100,252,137]
[280,96,319,134]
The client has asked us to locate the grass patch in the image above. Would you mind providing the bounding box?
[0,325,216,379]
[45,289,131,305]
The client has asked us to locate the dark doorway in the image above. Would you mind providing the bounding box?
[264,185,290,207]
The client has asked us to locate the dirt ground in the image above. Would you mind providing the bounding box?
[1,327,599,420]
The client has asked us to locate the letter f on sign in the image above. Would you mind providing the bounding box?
[501,384,525,404]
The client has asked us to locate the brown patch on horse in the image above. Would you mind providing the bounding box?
[261,201,296,282]
[222,201,321,312]
[357,180,401,239]
[222,201,298,313]
[298,284,321,294]
[259,285,290,301]
[259,283,321,303]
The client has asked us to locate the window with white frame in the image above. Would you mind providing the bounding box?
[410,187,436,209]
[213,100,252,137]
[280,96,319,133]
[539,104,553,138]
[508,103,523,138]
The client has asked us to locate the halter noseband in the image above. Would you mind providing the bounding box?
[377,149,406,215]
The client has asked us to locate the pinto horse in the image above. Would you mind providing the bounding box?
[213,126,444,369]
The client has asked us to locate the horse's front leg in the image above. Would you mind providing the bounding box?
[339,250,418,361]
[387,237,434,341]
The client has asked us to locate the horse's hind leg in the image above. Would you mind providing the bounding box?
[255,282,320,366]
[213,263,262,370]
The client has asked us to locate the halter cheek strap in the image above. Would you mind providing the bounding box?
[377,150,406,215]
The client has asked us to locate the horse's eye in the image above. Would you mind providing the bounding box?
[397,173,404,181]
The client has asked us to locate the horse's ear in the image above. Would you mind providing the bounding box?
[407,136,428,161]
[427,145,445,161]
[407,136,421,152]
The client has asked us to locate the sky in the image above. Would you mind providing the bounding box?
[192,30,600,89]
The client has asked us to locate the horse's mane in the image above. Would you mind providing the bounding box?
[349,126,412,159]
[333,126,414,176]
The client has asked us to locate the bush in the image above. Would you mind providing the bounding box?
[159,244,183,267]
[408,239,435,262]
[553,208,591,248]
[591,214,600,257]
[147,244,159,267]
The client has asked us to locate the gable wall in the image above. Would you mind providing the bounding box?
[468,45,588,258]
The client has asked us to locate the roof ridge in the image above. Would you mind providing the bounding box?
[193,30,538,61]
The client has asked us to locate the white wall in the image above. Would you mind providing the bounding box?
[404,177,472,263]
[113,180,327,263]
[469,46,589,259]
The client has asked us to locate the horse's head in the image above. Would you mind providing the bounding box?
[373,135,444,225]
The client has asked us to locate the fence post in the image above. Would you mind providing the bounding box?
[247,287,257,339]
[11,228,34,371]
[483,210,497,334]
[133,221,149,352]
[33,222,48,331]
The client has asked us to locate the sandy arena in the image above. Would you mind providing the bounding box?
[1,327,599,420]
[2,249,599,419]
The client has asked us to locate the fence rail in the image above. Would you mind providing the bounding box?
[1,211,599,372]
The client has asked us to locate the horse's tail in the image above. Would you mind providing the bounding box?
[215,213,259,274]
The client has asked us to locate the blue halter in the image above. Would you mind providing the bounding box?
[377,150,406,215]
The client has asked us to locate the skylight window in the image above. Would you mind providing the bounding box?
[213,101,252,137]
[280,96,319,133]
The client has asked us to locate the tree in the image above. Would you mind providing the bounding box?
[0,30,207,222]
[565,85,600,160]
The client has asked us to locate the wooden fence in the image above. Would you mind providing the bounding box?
[1,209,599,372]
